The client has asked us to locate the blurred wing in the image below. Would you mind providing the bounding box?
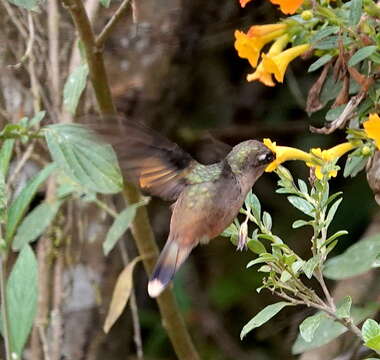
[89,118,198,201]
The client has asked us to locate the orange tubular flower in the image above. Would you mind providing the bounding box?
[234,25,287,68]
[363,113,380,149]
[262,44,310,83]
[240,0,252,7]
[247,34,289,86]
[239,0,303,14]
[269,0,304,14]
[247,24,287,37]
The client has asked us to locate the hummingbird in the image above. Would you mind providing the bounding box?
[93,119,275,297]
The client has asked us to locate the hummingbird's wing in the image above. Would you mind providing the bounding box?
[90,118,201,201]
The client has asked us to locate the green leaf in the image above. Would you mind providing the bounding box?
[314,35,351,50]
[262,211,272,231]
[280,270,292,282]
[297,179,308,194]
[310,26,339,43]
[308,54,332,72]
[324,230,348,246]
[326,198,342,227]
[325,104,346,122]
[6,245,38,356]
[292,219,310,229]
[100,0,110,7]
[6,164,56,243]
[349,0,362,25]
[63,64,89,115]
[362,319,380,342]
[292,259,304,273]
[246,254,276,268]
[240,302,290,339]
[336,296,351,318]
[299,313,323,342]
[344,154,367,177]
[292,303,379,354]
[348,46,377,67]
[29,111,46,128]
[103,202,145,255]
[247,239,266,255]
[12,200,63,251]
[44,124,123,194]
[7,0,41,10]
[245,192,261,221]
[366,335,380,351]
[303,255,320,279]
[221,223,238,237]
[370,51,380,64]
[324,234,380,279]
[287,196,314,216]
[0,171,6,224]
[0,139,15,178]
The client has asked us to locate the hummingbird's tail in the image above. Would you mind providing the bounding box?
[148,240,192,298]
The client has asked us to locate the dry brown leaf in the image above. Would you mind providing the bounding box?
[306,62,331,114]
[333,75,350,108]
[103,255,144,333]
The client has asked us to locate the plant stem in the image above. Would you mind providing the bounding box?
[96,0,132,48]
[0,252,11,360]
[61,1,199,358]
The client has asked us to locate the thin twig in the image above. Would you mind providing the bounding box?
[8,12,35,70]
[315,268,336,311]
[96,0,132,48]
[119,240,144,358]
[48,0,61,112]
[0,0,28,39]
[50,250,64,360]
[38,325,51,360]
[8,144,35,190]
[7,140,35,188]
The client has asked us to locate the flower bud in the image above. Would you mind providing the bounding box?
[301,10,313,20]
[362,145,372,156]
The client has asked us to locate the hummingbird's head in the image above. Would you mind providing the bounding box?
[226,140,275,175]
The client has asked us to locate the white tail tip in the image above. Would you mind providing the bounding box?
[148,279,165,298]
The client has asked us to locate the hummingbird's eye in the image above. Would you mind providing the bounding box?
[257,152,275,165]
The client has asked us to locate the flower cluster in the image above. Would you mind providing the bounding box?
[263,113,380,180]
[234,24,310,87]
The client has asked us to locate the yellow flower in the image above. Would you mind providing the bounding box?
[263,138,313,172]
[247,34,289,86]
[308,143,355,179]
[234,25,287,68]
[262,44,310,83]
[247,63,275,86]
[363,113,380,150]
